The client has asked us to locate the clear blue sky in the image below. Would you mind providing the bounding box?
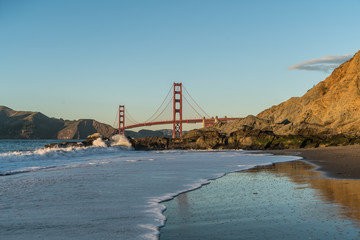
[1,0,359,129]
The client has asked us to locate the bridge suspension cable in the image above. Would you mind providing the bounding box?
[112,107,119,129]
[147,97,173,123]
[183,95,203,119]
[183,85,210,118]
[144,85,173,123]
[125,109,139,125]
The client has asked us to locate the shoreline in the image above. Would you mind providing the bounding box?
[159,160,360,239]
[266,145,360,179]
[159,145,360,238]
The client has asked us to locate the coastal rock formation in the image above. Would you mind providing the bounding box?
[125,129,173,138]
[130,137,170,150]
[45,133,111,148]
[257,50,360,136]
[130,127,360,150]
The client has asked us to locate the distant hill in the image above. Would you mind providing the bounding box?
[0,106,175,139]
[0,106,116,139]
[0,106,65,139]
[57,119,117,139]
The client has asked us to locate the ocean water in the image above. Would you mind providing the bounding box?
[0,138,300,239]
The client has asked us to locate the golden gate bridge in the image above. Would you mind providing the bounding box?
[115,82,242,138]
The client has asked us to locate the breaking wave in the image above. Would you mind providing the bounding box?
[0,142,132,176]
[1,144,130,160]
[111,134,132,147]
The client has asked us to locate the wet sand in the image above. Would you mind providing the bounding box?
[160,146,360,239]
[160,160,360,239]
[270,145,360,179]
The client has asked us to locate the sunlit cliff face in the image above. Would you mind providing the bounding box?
[247,161,360,224]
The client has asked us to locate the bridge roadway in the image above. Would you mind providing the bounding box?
[119,117,242,130]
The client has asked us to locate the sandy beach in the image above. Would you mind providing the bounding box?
[269,145,360,179]
[160,146,360,239]
[160,160,360,239]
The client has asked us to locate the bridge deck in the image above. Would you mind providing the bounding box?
[120,118,242,130]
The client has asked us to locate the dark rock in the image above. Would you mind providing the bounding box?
[45,133,112,148]
[126,129,174,138]
[127,128,360,151]
[279,119,291,125]
[130,137,169,150]
[45,141,83,148]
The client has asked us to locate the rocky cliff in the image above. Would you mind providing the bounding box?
[257,50,360,136]
[204,50,360,140]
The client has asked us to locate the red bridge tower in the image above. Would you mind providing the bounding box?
[172,83,183,138]
[118,105,125,135]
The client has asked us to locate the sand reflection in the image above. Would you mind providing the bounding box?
[176,192,191,214]
[246,161,360,223]
[161,160,360,239]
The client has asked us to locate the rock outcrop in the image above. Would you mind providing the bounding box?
[45,133,112,148]
[257,50,360,136]
[125,129,173,138]
[130,127,360,150]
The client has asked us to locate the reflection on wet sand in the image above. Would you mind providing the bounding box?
[160,160,360,239]
[247,161,360,224]
[176,192,191,215]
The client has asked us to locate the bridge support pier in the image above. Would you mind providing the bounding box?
[172,83,183,138]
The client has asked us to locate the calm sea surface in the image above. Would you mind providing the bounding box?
[0,139,301,239]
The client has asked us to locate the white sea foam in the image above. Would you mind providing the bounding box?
[138,224,161,240]
[0,144,131,176]
[0,144,130,160]
[111,134,132,147]
[92,138,107,147]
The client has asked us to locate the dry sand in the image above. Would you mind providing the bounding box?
[269,145,360,179]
